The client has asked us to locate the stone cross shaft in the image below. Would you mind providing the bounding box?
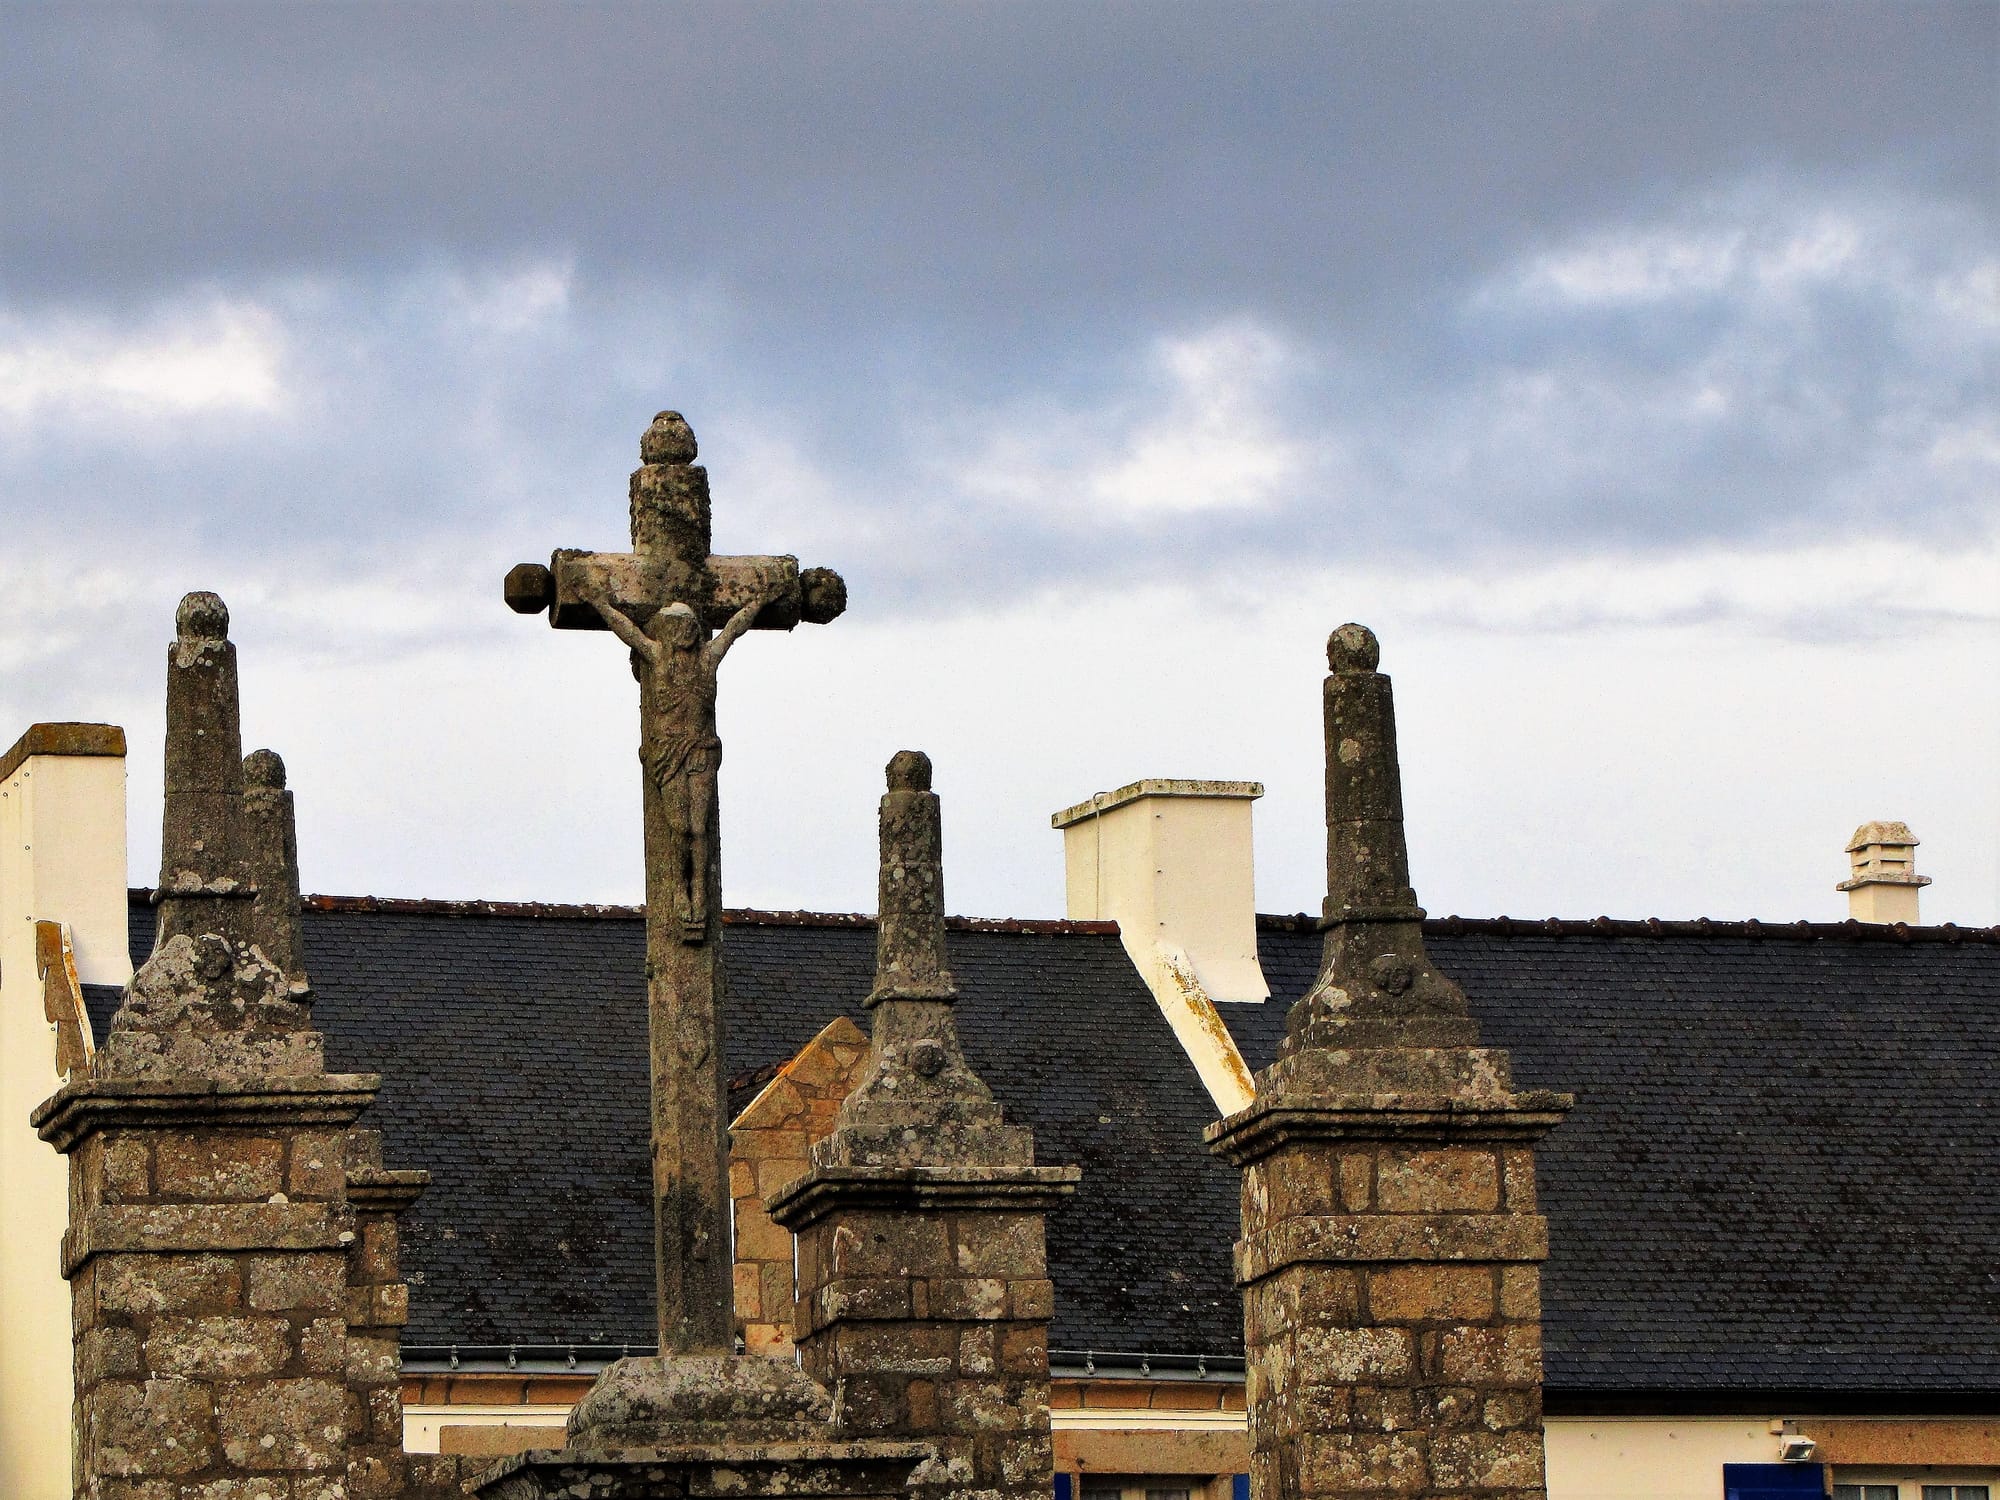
[504,410,847,1356]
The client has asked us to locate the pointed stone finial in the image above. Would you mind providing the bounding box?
[100,595,323,1081]
[1323,622,1415,924]
[243,748,309,990]
[1280,623,1478,1061]
[156,591,255,948]
[871,750,954,1005]
[816,751,1031,1168]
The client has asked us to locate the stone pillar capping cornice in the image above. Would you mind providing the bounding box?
[346,1165,432,1214]
[31,1072,382,1154]
[764,1162,1081,1229]
[1205,1097,1571,1167]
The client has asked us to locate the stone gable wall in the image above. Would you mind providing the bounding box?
[728,1016,870,1358]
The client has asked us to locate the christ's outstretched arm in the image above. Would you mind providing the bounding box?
[702,586,777,668]
[580,579,660,664]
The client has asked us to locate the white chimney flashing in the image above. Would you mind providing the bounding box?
[1052,778,1266,1116]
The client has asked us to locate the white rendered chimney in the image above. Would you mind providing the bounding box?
[0,723,131,1500]
[1051,779,1266,1114]
[1837,820,1931,924]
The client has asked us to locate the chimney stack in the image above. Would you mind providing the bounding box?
[1838,821,1931,924]
[1051,778,1265,1113]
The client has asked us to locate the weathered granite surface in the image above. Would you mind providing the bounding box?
[506,409,849,1357]
[1207,627,1571,1500]
[475,1437,932,1500]
[243,747,307,991]
[33,593,439,1500]
[485,416,926,1500]
[769,753,1078,1500]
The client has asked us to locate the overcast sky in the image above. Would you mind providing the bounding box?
[3,2,1995,926]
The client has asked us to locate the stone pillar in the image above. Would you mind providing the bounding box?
[30,594,424,1500]
[1206,627,1571,1500]
[769,751,1080,1500]
[242,748,307,990]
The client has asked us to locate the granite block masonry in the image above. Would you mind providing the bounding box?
[769,752,1080,1500]
[1206,626,1572,1500]
[32,593,454,1500]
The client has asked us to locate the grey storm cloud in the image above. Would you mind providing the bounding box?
[3,3,1995,927]
[2,3,1994,613]
[4,2,1991,331]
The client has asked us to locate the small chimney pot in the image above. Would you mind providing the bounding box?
[1837,820,1931,924]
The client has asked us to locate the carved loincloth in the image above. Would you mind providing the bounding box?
[647,733,722,791]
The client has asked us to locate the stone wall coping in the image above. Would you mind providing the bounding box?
[1050,778,1265,828]
[0,720,126,782]
[32,1071,383,1152]
[1204,1094,1572,1166]
[765,1162,1082,1230]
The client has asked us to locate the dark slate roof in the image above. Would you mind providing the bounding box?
[111,898,2000,1399]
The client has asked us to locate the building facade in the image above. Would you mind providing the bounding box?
[3,726,1997,1500]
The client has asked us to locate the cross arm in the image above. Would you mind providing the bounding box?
[503,551,847,632]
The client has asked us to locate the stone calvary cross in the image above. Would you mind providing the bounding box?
[505,410,846,1355]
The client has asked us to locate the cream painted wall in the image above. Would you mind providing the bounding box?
[0,737,131,1500]
[1848,881,1924,924]
[1545,1415,1792,1497]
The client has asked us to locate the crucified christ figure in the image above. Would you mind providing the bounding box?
[581,579,775,943]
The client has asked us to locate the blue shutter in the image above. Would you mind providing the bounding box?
[1054,1475,1073,1500]
[1723,1464,1827,1500]
[1231,1476,1251,1500]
